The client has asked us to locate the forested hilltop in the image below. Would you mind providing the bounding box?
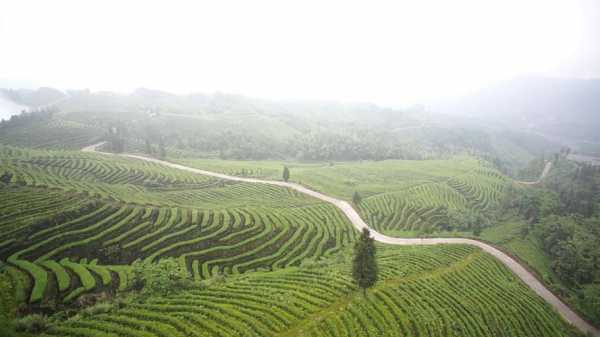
[1,87,560,176]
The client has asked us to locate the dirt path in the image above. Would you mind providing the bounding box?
[82,142,597,336]
[515,161,553,185]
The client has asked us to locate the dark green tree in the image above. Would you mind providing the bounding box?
[0,171,12,184]
[158,138,166,159]
[581,284,600,325]
[353,191,362,205]
[552,241,578,284]
[145,139,153,154]
[472,222,482,237]
[352,228,378,295]
[283,166,290,182]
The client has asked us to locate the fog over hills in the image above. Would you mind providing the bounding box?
[0,87,66,120]
[430,76,600,144]
[0,93,27,121]
[2,76,599,160]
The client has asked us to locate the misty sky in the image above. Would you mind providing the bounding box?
[1,0,599,105]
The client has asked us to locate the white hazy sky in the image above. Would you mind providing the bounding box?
[1,0,599,105]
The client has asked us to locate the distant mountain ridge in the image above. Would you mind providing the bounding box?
[431,77,600,144]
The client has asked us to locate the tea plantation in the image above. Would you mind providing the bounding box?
[39,245,575,337]
[0,145,582,337]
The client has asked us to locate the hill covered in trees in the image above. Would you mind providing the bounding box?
[0,87,562,176]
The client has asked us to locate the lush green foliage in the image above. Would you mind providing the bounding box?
[38,245,575,337]
[491,153,600,325]
[534,216,598,285]
[131,258,187,295]
[0,266,17,321]
[14,313,49,333]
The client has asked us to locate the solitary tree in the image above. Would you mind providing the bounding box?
[352,191,362,205]
[352,228,378,296]
[283,166,290,182]
[472,222,482,237]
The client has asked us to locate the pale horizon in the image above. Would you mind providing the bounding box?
[2,0,599,105]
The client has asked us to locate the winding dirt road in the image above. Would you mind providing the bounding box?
[82,142,598,336]
[515,161,553,185]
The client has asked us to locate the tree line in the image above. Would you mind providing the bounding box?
[502,153,600,324]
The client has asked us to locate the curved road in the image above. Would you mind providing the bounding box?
[82,142,598,336]
[515,161,553,185]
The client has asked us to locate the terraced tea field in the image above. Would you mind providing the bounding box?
[0,145,324,208]
[40,245,576,337]
[91,147,598,336]
[176,157,508,234]
[1,144,595,336]
[0,176,355,307]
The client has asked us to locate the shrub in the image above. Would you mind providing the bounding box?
[81,302,114,318]
[50,311,68,322]
[199,273,227,289]
[300,258,329,270]
[174,278,197,290]
[114,298,128,309]
[14,314,49,333]
[132,258,188,295]
[0,270,16,321]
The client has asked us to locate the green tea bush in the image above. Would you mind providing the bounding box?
[81,302,114,318]
[14,314,49,333]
